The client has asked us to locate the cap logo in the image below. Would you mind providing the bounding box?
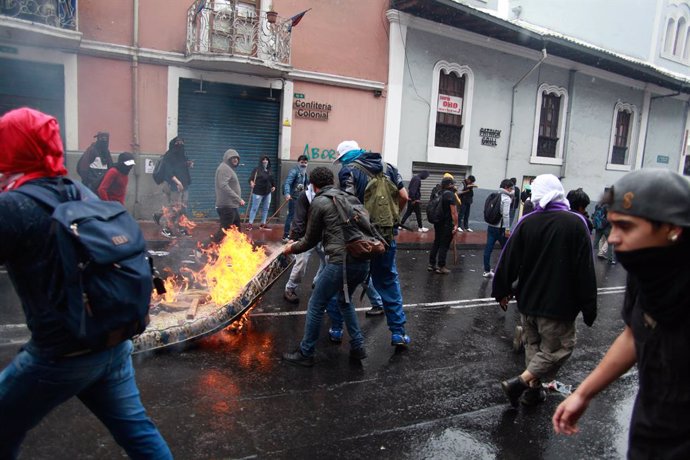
[623,192,634,209]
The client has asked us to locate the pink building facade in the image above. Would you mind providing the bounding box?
[0,0,389,218]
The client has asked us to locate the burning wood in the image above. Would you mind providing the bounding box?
[133,228,293,354]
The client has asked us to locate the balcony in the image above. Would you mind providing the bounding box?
[186,0,292,72]
[0,0,80,49]
[537,135,559,158]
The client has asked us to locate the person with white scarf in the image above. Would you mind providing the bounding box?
[492,174,597,407]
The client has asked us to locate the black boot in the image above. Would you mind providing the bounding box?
[282,348,314,367]
[519,386,547,406]
[501,376,528,407]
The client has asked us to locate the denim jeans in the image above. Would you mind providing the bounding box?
[483,225,508,272]
[300,261,369,356]
[0,340,171,459]
[283,199,295,238]
[248,192,272,224]
[329,277,383,330]
[370,239,407,336]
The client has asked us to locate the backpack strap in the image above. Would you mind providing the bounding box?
[15,179,82,210]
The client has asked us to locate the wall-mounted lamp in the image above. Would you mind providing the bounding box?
[373,89,383,98]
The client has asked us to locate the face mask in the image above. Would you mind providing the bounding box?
[262,161,269,167]
[299,164,307,171]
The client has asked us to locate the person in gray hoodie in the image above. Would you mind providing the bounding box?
[212,149,245,243]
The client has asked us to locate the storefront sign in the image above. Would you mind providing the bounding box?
[437,94,462,115]
[479,128,501,147]
[294,100,332,121]
[657,155,670,164]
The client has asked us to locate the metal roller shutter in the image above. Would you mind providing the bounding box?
[0,58,65,141]
[411,162,468,206]
[178,78,281,218]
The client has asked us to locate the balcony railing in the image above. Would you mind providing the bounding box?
[611,145,628,165]
[1,0,76,30]
[186,0,291,66]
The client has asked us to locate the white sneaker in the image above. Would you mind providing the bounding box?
[482,270,494,278]
[418,227,429,233]
[466,228,474,232]
[457,227,464,232]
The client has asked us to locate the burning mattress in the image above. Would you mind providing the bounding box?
[133,230,293,354]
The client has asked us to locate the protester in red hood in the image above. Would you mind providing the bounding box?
[0,107,67,192]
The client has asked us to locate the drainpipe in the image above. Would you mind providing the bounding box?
[505,47,547,178]
[559,69,577,179]
[132,0,140,217]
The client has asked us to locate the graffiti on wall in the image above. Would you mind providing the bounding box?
[303,144,337,161]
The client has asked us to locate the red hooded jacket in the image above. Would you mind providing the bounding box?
[0,107,67,192]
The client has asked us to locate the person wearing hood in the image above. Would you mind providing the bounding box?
[212,148,245,242]
[553,169,690,458]
[336,140,412,347]
[247,155,276,230]
[400,169,430,232]
[97,152,135,204]
[156,137,193,238]
[492,174,597,408]
[282,154,310,242]
[77,131,113,193]
[0,108,172,458]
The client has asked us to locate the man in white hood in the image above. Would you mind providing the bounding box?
[492,174,597,407]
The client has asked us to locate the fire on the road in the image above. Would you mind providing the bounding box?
[153,228,267,307]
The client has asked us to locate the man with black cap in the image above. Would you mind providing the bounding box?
[553,168,690,458]
[77,131,113,192]
[428,176,458,274]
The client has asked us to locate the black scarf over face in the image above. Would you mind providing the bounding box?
[616,239,690,326]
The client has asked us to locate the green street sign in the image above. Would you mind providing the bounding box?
[294,93,305,99]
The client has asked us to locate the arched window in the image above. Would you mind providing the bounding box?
[427,61,474,164]
[674,17,687,56]
[684,26,690,59]
[530,84,569,164]
[607,102,638,170]
[665,18,676,54]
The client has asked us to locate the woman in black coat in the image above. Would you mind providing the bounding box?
[247,155,276,229]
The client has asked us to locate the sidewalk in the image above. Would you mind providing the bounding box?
[139,221,488,249]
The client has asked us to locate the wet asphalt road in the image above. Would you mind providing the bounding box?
[0,248,635,459]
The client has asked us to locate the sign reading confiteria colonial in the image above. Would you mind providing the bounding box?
[294,99,332,121]
[437,94,462,115]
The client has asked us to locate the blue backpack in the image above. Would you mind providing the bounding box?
[592,204,608,230]
[17,180,152,349]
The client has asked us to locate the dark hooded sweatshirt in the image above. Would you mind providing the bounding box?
[162,137,191,191]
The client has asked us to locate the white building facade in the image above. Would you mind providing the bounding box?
[385,0,690,227]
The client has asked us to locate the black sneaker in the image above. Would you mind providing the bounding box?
[153,212,162,226]
[520,386,546,406]
[501,376,528,408]
[349,347,367,360]
[282,348,314,367]
[427,264,437,272]
[365,306,384,317]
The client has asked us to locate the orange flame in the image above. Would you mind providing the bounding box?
[178,214,197,230]
[153,228,267,307]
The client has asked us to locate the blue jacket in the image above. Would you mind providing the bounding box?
[283,165,309,197]
[337,152,404,204]
[0,178,86,358]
